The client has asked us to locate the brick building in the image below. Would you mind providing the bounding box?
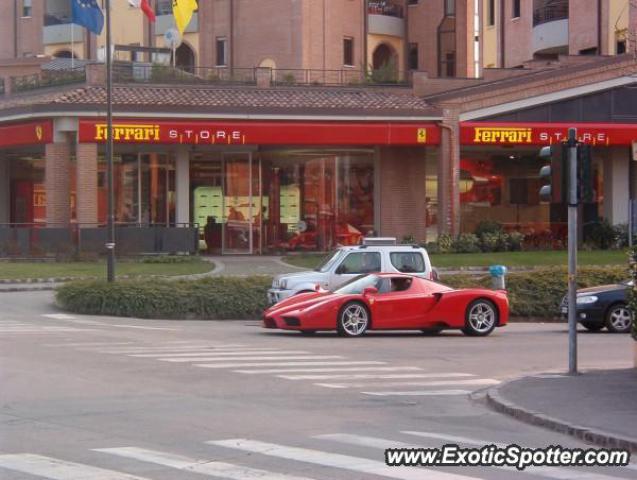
[1,53,637,256]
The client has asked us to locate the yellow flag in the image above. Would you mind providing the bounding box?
[172,0,198,34]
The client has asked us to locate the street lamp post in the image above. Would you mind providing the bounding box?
[105,0,116,282]
[566,128,578,375]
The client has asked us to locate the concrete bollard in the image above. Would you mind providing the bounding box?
[489,265,507,290]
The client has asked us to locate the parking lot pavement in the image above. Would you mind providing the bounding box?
[2,291,637,480]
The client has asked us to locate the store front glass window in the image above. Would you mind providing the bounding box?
[98,153,175,225]
[459,147,604,243]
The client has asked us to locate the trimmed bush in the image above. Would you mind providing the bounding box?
[57,267,629,321]
[452,233,481,253]
[442,266,627,318]
[474,220,503,238]
[56,276,271,320]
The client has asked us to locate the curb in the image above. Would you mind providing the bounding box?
[486,380,637,453]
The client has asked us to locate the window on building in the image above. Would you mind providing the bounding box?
[343,37,354,66]
[216,37,227,66]
[408,0,419,5]
[512,0,521,18]
[487,0,495,26]
[579,47,598,56]
[444,52,456,77]
[444,0,455,16]
[408,43,419,70]
[617,40,627,54]
[22,0,32,17]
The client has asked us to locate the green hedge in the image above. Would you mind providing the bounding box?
[442,266,627,318]
[56,277,271,320]
[56,267,628,320]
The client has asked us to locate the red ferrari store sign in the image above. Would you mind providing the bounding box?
[0,120,53,148]
[461,122,637,146]
[78,120,441,146]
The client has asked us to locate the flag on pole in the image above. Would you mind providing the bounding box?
[172,0,198,35]
[71,0,104,35]
[128,0,156,22]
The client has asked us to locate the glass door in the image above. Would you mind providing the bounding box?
[222,152,260,254]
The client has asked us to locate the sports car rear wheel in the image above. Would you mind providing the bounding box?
[605,303,632,333]
[338,301,369,337]
[462,299,497,337]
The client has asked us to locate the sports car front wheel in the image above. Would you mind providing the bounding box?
[462,299,498,337]
[338,301,369,337]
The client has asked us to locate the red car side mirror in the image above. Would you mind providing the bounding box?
[363,286,378,296]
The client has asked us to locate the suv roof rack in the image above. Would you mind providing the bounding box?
[362,237,397,246]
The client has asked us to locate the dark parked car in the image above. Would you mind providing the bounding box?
[560,281,633,333]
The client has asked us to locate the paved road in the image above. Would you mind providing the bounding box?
[1,291,636,480]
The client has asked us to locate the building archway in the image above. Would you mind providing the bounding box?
[175,43,195,73]
[371,43,398,81]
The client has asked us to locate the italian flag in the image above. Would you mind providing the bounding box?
[128,0,156,22]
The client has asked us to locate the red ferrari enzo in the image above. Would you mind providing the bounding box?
[263,273,508,337]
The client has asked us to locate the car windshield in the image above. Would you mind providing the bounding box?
[314,250,344,272]
[334,274,382,295]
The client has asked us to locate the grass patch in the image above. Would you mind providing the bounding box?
[0,257,213,280]
[56,266,629,320]
[282,250,628,270]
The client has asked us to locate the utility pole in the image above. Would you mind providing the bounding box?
[105,0,116,282]
[566,128,578,375]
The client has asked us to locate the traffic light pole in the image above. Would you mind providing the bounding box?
[567,128,578,375]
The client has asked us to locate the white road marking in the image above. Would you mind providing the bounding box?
[362,390,472,396]
[207,439,482,480]
[0,453,151,480]
[235,366,423,374]
[45,342,136,347]
[129,350,308,358]
[42,314,76,320]
[161,355,344,363]
[96,447,319,480]
[316,379,500,389]
[278,373,476,381]
[96,345,246,353]
[402,431,506,447]
[196,361,387,369]
[319,433,627,480]
[109,325,178,331]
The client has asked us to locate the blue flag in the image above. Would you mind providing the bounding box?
[71,0,104,35]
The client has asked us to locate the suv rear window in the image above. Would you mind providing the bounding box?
[390,252,426,273]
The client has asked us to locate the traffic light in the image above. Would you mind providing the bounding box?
[538,143,567,203]
[577,144,594,203]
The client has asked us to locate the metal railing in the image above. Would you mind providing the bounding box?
[0,223,199,258]
[112,64,412,87]
[368,1,404,18]
[533,0,568,26]
[10,67,86,93]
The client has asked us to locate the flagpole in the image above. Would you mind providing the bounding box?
[105,0,116,282]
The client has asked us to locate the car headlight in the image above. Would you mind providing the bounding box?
[576,295,598,305]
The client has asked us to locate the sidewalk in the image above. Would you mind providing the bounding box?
[487,368,637,452]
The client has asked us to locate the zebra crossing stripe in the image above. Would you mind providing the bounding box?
[161,355,344,363]
[95,345,236,353]
[0,453,151,480]
[130,350,309,358]
[361,389,472,396]
[95,447,319,480]
[196,361,386,369]
[317,433,626,480]
[402,431,506,447]
[316,379,500,389]
[235,366,423,374]
[278,373,476,381]
[207,439,482,480]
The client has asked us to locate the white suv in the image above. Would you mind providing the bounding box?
[268,238,435,304]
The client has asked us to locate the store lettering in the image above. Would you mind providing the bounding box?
[538,132,607,144]
[167,129,243,143]
[94,124,160,142]
[473,127,532,144]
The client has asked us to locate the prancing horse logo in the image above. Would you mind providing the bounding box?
[35,125,43,141]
